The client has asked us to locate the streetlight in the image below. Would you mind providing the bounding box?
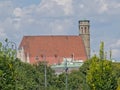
[41,54,47,89]
[5,39,17,59]
[65,58,68,90]
[44,55,47,89]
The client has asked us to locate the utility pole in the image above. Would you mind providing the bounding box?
[65,58,68,90]
[44,55,47,90]
[5,39,17,59]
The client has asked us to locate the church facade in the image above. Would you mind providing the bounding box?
[17,20,90,65]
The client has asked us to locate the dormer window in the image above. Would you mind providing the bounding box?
[41,54,43,58]
[35,56,39,60]
[54,54,57,58]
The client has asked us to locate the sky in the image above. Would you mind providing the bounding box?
[0,0,120,61]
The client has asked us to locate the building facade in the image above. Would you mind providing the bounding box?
[17,20,90,65]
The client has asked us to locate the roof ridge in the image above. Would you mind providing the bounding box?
[24,35,80,37]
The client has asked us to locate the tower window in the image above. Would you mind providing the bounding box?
[85,27,87,33]
[81,27,83,30]
[81,27,83,33]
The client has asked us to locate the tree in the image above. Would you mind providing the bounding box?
[112,62,120,90]
[86,56,117,90]
[99,41,104,60]
[117,78,120,90]
[0,42,16,89]
[34,62,57,90]
[1,40,120,90]
[14,60,39,90]
[68,70,90,90]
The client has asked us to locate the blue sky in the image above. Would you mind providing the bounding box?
[0,0,120,61]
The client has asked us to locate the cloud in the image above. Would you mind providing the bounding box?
[0,0,120,60]
[100,0,120,15]
[53,0,73,15]
[49,19,74,35]
[112,49,120,59]
[110,39,120,48]
[107,39,120,60]
[33,0,73,17]
[98,0,108,13]
[95,0,108,13]
[0,0,74,36]
[79,4,84,9]
[13,8,23,17]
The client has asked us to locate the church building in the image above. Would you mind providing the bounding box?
[17,20,90,65]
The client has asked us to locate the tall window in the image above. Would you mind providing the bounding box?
[81,27,83,33]
[85,27,87,33]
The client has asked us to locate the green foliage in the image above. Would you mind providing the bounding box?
[86,56,117,90]
[99,41,104,60]
[14,60,37,90]
[79,59,91,76]
[0,41,57,90]
[109,49,112,60]
[0,40,120,90]
[117,78,120,90]
[112,62,120,90]
[68,70,89,90]
[112,62,120,78]
[34,62,57,89]
[0,42,16,89]
[52,69,90,90]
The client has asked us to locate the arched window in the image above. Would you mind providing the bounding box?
[81,27,83,30]
[81,27,83,33]
[54,54,57,58]
[85,27,87,33]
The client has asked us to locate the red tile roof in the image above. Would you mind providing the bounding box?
[19,36,87,64]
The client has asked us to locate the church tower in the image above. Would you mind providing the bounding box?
[79,20,90,59]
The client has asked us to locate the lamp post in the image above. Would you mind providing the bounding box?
[42,54,47,89]
[5,40,17,59]
[65,58,68,90]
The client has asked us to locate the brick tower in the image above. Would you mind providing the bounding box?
[79,20,90,59]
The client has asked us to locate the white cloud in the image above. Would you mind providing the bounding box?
[53,0,73,15]
[94,0,108,13]
[49,19,73,35]
[79,4,84,9]
[99,0,120,15]
[114,3,120,8]
[53,0,70,5]
[34,0,73,16]
[110,39,120,48]
[107,39,120,60]
[99,3,108,13]
[13,8,23,17]
[112,49,120,58]
[0,1,13,20]
[0,0,120,60]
